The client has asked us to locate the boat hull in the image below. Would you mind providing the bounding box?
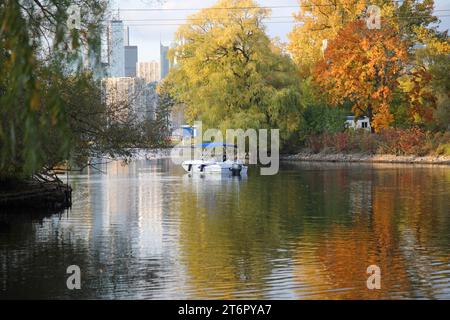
[182,160,248,175]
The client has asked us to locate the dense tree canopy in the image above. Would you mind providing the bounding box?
[163,0,303,144]
[0,0,107,178]
[400,25,450,129]
[288,0,440,76]
[0,0,159,180]
[289,0,449,132]
[314,20,408,132]
[288,0,367,76]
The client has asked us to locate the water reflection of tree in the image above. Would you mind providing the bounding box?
[176,174,305,299]
[291,164,450,299]
[175,166,360,298]
[7,161,448,299]
[175,164,450,299]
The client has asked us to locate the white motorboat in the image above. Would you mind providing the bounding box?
[181,143,248,176]
[182,159,248,175]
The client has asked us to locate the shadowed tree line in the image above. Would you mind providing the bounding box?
[0,0,171,190]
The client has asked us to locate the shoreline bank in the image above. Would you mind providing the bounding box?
[0,181,72,210]
[281,152,450,165]
[141,148,450,165]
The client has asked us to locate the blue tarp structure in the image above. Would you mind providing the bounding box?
[182,127,195,138]
[196,142,237,148]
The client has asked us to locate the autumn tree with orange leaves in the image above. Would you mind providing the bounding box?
[314,20,408,132]
[287,0,367,77]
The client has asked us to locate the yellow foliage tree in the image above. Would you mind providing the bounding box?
[398,26,450,126]
[288,0,436,77]
[164,0,303,143]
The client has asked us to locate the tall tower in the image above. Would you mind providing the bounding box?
[124,26,130,46]
[160,43,170,80]
[108,20,125,77]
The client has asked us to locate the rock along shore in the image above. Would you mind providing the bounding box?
[281,152,450,165]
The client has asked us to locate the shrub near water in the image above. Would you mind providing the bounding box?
[305,129,450,156]
[432,132,450,156]
[378,128,427,155]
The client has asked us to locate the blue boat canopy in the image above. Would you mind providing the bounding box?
[196,142,237,148]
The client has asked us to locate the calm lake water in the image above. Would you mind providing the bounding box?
[1,159,450,299]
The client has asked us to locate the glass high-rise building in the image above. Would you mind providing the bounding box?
[124,46,138,77]
[160,43,170,79]
[107,20,125,77]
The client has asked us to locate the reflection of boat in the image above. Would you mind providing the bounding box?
[181,143,248,176]
[183,171,247,183]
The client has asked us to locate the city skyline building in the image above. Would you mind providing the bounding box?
[124,26,130,46]
[107,20,125,77]
[160,43,170,80]
[101,77,156,123]
[125,45,138,77]
[137,61,161,84]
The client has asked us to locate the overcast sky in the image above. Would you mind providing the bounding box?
[111,0,450,62]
